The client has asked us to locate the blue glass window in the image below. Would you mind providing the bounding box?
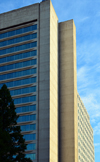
[0,68,36,81]
[25,154,36,160]
[23,133,36,141]
[0,24,37,40]
[0,33,37,47]
[10,86,36,96]
[16,105,36,113]
[0,42,37,56]
[14,95,36,105]
[20,124,36,132]
[17,114,36,123]
[0,59,37,72]
[26,143,36,151]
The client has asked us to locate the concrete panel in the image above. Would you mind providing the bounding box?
[49,1,58,162]
[39,62,50,72]
[39,99,49,108]
[39,90,49,100]
[59,20,78,162]
[38,1,50,162]
[39,148,49,158]
[39,72,50,81]
[0,3,39,29]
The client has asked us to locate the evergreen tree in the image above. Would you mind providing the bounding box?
[0,84,32,162]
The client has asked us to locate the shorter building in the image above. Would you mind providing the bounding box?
[77,94,95,162]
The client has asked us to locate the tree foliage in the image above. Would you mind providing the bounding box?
[0,84,32,162]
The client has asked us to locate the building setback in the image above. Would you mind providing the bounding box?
[77,94,95,162]
[0,0,95,162]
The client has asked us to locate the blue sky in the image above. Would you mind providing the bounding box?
[0,0,100,161]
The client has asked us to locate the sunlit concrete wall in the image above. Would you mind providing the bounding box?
[59,20,78,162]
[77,94,95,162]
[39,0,58,162]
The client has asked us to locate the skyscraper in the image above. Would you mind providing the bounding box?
[0,0,94,162]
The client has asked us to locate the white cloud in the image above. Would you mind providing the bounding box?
[77,64,100,131]
[96,11,100,17]
[94,123,100,135]
[77,66,89,86]
[94,143,100,147]
[79,16,89,22]
[81,93,100,114]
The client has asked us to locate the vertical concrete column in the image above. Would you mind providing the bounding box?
[39,1,58,162]
[39,1,50,162]
[50,1,58,162]
[59,20,78,162]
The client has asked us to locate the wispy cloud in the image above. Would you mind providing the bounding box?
[94,143,100,147]
[79,16,89,22]
[77,61,100,132]
[81,93,100,115]
[77,65,100,128]
[96,11,100,17]
[77,66,89,86]
[94,123,100,135]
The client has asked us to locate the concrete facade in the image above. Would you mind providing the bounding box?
[39,1,58,162]
[0,0,94,162]
[77,94,95,162]
[59,20,78,162]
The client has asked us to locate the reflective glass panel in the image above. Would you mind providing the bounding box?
[14,95,36,105]
[20,124,36,132]
[25,153,36,160]
[0,59,37,72]
[0,42,37,56]
[0,33,37,47]
[26,143,36,150]
[0,24,37,39]
[17,114,36,123]
[23,133,36,141]
[16,104,36,113]
[0,68,36,81]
